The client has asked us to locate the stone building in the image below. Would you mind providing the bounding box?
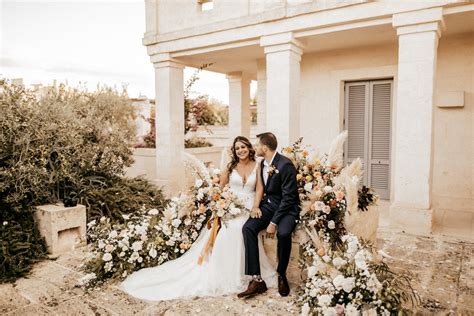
[143,0,473,236]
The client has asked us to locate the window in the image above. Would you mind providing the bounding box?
[344,80,393,199]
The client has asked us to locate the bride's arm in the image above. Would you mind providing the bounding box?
[219,169,229,187]
[251,163,263,218]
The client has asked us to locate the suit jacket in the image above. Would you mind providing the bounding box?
[259,152,300,224]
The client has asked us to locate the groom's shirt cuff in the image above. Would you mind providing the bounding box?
[270,221,277,226]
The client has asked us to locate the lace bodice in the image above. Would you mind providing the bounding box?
[228,164,258,210]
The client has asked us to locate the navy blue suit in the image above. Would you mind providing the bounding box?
[242,152,300,276]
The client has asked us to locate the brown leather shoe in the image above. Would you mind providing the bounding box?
[278,275,290,297]
[237,280,267,298]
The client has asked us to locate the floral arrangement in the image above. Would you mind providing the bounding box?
[281,134,417,314]
[297,233,417,315]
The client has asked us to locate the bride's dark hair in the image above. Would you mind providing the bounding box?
[227,136,256,174]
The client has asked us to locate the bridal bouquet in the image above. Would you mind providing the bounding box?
[194,173,246,265]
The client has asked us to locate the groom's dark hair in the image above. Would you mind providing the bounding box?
[257,132,277,151]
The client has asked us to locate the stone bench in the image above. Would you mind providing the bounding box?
[34,203,87,256]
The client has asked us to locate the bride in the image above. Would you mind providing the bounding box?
[121,136,277,301]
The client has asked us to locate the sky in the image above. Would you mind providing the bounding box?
[0,0,250,103]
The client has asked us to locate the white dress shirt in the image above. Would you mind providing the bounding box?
[263,151,277,185]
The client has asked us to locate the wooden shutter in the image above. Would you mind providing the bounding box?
[345,82,369,186]
[344,80,392,199]
[368,81,392,199]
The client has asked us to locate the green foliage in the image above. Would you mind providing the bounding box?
[185,137,213,148]
[81,176,167,223]
[0,80,137,211]
[0,210,48,282]
[0,79,167,282]
[358,186,377,211]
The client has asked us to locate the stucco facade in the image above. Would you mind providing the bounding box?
[144,0,473,235]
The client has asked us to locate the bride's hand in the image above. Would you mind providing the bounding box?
[250,207,262,218]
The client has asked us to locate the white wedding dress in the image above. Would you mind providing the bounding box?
[121,165,277,301]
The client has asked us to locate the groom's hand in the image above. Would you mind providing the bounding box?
[250,207,262,218]
[266,223,276,238]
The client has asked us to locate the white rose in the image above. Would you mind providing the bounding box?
[148,208,159,216]
[229,207,240,215]
[342,277,356,293]
[323,186,333,193]
[307,266,318,278]
[323,206,331,214]
[327,220,335,229]
[318,294,332,307]
[322,255,331,263]
[304,182,313,192]
[102,253,112,262]
[108,230,118,239]
[132,241,143,252]
[345,303,359,316]
[333,274,345,290]
[98,240,106,249]
[332,257,347,268]
[195,179,203,188]
[172,218,182,228]
[315,201,325,211]
[301,303,310,316]
[184,218,192,226]
[149,248,157,258]
[137,256,143,263]
[216,209,225,218]
[105,244,114,253]
[129,251,139,262]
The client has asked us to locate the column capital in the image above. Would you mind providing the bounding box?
[226,71,251,82]
[392,7,445,37]
[260,32,305,57]
[151,53,185,69]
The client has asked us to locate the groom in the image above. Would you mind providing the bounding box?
[238,132,300,298]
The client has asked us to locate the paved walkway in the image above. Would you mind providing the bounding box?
[1,229,473,315]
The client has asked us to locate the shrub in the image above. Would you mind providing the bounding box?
[0,79,167,281]
[0,81,137,211]
[0,210,48,282]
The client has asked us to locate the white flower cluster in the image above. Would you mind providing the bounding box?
[298,234,389,316]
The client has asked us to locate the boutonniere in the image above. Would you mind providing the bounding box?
[267,164,279,177]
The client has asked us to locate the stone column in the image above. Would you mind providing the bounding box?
[256,59,267,133]
[390,8,445,234]
[227,72,251,140]
[261,32,303,147]
[152,54,185,196]
[145,0,158,37]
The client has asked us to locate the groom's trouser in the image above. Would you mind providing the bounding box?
[242,204,296,276]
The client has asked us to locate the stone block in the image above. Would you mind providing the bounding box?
[34,203,86,256]
[261,233,302,285]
